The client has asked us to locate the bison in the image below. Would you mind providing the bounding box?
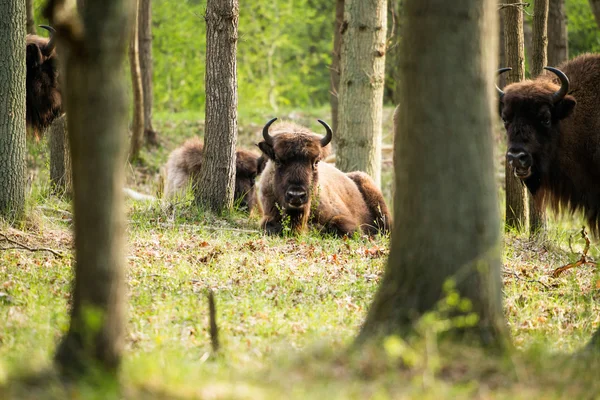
[164,137,263,212]
[26,25,62,136]
[257,118,391,236]
[498,53,600,232]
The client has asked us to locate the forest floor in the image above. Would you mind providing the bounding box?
[1,107,599,399]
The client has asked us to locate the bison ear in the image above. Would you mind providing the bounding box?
[257,142,275,161]
[27,43,43,67]
[256,155,267,175]
[555,95,576,120]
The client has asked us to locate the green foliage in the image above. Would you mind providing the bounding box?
[567,0,600,56]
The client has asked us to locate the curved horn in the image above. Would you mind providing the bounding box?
[496,67,512,99]
[544,66,569,104]
[39,25,56,56]
[317,119,332,147]
[262,118,278,146]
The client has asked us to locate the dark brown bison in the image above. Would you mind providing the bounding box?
[26,25,62,136]
[498,53,600,232]
[164,137,262,212]
[257,118,391,236]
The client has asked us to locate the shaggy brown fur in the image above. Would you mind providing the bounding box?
[500,53,600,233]
[164,137,262,212]
[257,120,391,236]
[26,32,62,136]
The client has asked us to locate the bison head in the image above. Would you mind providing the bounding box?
[26,25,62,135]
[497,67,576,189]
[257,118,332,212]
[234,149,261,211]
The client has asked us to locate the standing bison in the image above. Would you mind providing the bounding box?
[164,137,263,212]
[498,54,600,233]
[257,118,391,236]
[26,25,62,136]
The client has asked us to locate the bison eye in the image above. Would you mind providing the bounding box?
[313,160,319,170]
[541,118,551,128]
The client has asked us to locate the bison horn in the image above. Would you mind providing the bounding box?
[39,25,56,56]
[496,68,512,99]
[317,119,333,147]
[262,117,277,146]
[544,66,569,104]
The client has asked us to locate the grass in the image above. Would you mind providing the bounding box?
[1,106,599,399]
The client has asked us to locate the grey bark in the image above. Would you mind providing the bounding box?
[48,114,72,196]
[547,0,568,67]
[330,0,344,138]
[45,0,131,374]
[129,0,144,162]
[26,0,35,34]
[196,0,239,213]
[139,0,157,146]
[336,0,387,187]
[0,0,26,221]
[503,0,528,231]
[590,0,600,29]
[358,0,506,346]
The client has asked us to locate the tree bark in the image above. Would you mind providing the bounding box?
[48,114,72,196]
[44,0,131,375]
[547,0,568,67]
[330,0,344,138]
[590,0,600,29]
[336,0,387,187]
[503,0,528,231]
[196,0,239,213]
[358,0,506,346]
[0,0,26,221]
[26,0,35,34]
[385,0,403,105]
[139,0,157,146]
[129,0,144,162]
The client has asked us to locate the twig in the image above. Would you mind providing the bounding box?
[503,268,551,290]
[154,222,260,234]
[208,289,219,353]
[0,233,65,258]
[498,2,530,10]
[552,226,597,278]
[37,205,72,217]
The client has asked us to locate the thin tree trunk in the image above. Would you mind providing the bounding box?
[499,12,506,88]
[547,0,568,67]
[26,0,35,34]
[44,0,131,374]
[358,0,506,346]
[196,0,239,213]
[129,0,144,162]
[48,114,72,196]
[386,0,402,105]
[589,0,600,29]
[139,0,157,146]
[330,0,344,138]
[0,0,26,221]
[336,0,387,187]
[503,0,528,231]
[529,0,549,237]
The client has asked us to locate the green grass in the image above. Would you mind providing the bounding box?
[1,107,599,399]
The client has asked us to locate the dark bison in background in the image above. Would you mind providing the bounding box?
[164,137,262,212]
[498,53,600,233]
[26,25,62,136]
[257,118,391,236]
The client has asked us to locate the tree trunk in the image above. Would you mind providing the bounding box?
[129,0,144,162]
[386,0,403,105]
[499,12,506,88]
[26,0,35,34]
[336,0,387,187]
[139,0,157,146]
[586,326,600,352]
[547,0,568,67]
[0,0,26,221]
[196,0,239,213]
[48,114,72,196]
[358,0,506,346]
[503,0,528,231]
[590,0,600,29]
[529,0,549,237]
[330,0,344,138]
[44,0,131,375]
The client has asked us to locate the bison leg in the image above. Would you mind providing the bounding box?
[346,171,392,234]
[324,215,360,237]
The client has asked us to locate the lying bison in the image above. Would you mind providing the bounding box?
[498,54,600,233]
[164,137,263,211]
[257,118,391,236]
[26,25,62,136]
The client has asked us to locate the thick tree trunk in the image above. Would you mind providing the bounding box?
[0,0,26,221]
[26,0,35,34]
[590,0,600,29]
[503,0,528,231]
[548,0,568,66]
[139,0,157,146]
[358,0,506,346]
[196,0,239,213]
[48,114,72,196]
[129,0,144,162]
[45,0,131,374]
[330,0,344,138]
[336,0,387,187]
[499,13,506,88]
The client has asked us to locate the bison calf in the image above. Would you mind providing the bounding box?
[257,118,391,236]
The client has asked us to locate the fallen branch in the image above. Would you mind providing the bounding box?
[503,268,551,290]
[552,226,597,278]
[0,232,65,258]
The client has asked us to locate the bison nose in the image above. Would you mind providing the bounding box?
[285,188,307,205]
[506,150,531,168]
